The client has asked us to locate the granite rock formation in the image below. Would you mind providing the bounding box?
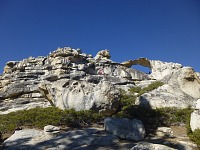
[0,47,149,114]
[121,57,183,80]
[136,67,200,109]
[1,47,200,114]
[1,46,200,149]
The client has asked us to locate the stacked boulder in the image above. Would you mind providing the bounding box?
[1,47,200,113]
[0,47,149,114]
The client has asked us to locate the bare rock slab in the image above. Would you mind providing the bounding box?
[3,128,119,150]
[131,142,177,150]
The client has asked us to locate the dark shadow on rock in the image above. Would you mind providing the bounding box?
[137,96,152,109]
[2,128,137,150]
[3,137,38,150]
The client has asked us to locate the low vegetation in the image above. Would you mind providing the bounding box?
[1,80,200,146]
[188,129,200,146]
[115,105,193,128]
[0,107,104,134]
[117,81,165,118]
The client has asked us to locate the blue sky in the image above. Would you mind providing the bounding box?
[0,0,200,73]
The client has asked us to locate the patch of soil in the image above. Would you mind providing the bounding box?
[0,133,12,150]
[170,125,187,137]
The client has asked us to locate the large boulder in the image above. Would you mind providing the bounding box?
[94,49,111,59]
[39,80,120,115]
[163,67,200,99]
[104,117,145,141]
[190,99,200,132]
[135,84,196,109]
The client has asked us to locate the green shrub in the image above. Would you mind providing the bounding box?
[119,89,136,106]
[188,129,200,146]
[129,86,142,93]
[0,107,63,133]
[114,105,193,132]
[138,81,164,96]
[60,109,104,127]
[116,81,165,120]
[0,107,104,133]
[119,81,164,108]
[155,107,193,125]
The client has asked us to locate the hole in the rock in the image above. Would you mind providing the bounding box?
[132,65,151,74]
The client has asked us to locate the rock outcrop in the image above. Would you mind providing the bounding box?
[1,46,200,150]
[136,67,200,109]
[121,57,183,80]
[0,47,151,114]
[1,47,200,113]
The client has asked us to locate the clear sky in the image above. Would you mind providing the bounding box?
[0,0,200,74]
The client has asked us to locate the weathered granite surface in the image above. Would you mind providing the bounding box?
[104,117,146,141]
[1,47,200,114]
[0,47,150,114]
[1,46,200,149]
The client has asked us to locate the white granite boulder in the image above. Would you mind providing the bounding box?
[190,99,200,132]
[104,117,145,141]
[44,125,60,132]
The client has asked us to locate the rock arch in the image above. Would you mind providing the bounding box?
[121,58,151,69]
[121,58,183,80]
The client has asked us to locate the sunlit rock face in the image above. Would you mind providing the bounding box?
[0,47,149,114]
[121,58,200,109]
[0,46,200,114]
[122,57,183,80]
[135,67,200,109]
